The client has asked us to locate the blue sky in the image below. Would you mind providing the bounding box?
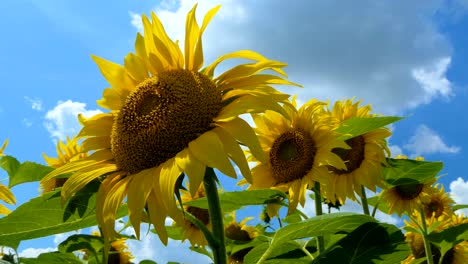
[1,0,468,262]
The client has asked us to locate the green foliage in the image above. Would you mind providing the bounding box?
[0,182,127,249]
[427,223,468,260]
[19,252,82,264]
[335,116,402,140]
[383,158,443,186]
[0,155,55,188]
[311,222,409,264]
[184,189,287,212]
[58,234,104,261]
[453,204,468,212]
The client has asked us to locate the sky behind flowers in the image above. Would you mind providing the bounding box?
[1,0,468,262]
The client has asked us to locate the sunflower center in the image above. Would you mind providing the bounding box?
[394,184,424,200]
[424,200,443,218]
[186,206,210,228]
[269,129,316,184]
[111,69,222,174]
[329,135,365,174]
[225,224,252,242]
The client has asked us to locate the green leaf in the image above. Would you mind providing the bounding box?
[248,213,375,263]
[312,222,409,264]
[336,116,402,140]
[0,181,128,249]
[164,226,184,240]
[139,261,158,264]
[383,158,443,186]
[427,223,468,259]
[19,252,82,264]
[58,234,104,259]
[0,155,55,188]
[453,204,468,212]
[282,209,303,224]
[244,242,269,264]
[184,189,287,212]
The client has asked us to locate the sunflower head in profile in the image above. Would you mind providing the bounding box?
[41,136,88,193]
[0,140,15,215]
[380,178,435,216]
[41,4,299,247]
[175,185,211,247]
[85,231,134,264]
[242,97,348,213]
[422,184,454,219]
[323,99,391,205]
[225,215,259,264]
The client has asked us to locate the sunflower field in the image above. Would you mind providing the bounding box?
[0,3,467,264]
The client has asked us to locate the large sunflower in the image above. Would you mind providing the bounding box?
[422,184,454,219]
[0,139,15,215]
[41,136,88,193]
[323,99,391,205]
[41,4,298,245]
[243,98,347,213]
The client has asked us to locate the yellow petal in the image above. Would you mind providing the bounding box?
[188,130,236,178]
[192,5,221,71]
[91,55,136,94]
[175,148,206,197]
[81,136,111,152]
[0,139,8,155]
[204,50,271,78]
[96,173,122,238]
[102,175,131,239]
[127,167,156,239]
[0,204,11,215]
[221,74,301,90]
[217,118,265,162]
[134,33,156,76]
[150,12,182,68]
[61,163,117,202]
[77,113,114,138]
[213,127,251,183]
[0,184,15,204]
[159,159,184,223]
[215,60,288,84]
[184,4,200,70]
[124,53,149,82]
[147,191,169,245]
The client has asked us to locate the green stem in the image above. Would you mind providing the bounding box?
[419,207,434,264]
[301,243,315,260]
[360,185,370,216]
[314,182,325,254]
[204,167,227,264]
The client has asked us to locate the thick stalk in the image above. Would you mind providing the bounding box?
[419,207,434,264]
[314,182,325,254]
[204,167,227,264]
[360,185,370,216]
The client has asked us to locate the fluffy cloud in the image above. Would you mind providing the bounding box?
[450,177,468,215]
[130,0,453,114]
[403,124,460,156]
[19,247,56,258]
[44,100,101,142]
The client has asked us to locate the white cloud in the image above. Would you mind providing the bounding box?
[53,230,82,245]
[19,247,56,258]
[23,118,33,127]
[388,144,403,157]
[129,12,143,32]
[411,57,452,107]
[24,96,43,111]
[450,177,468,215]
[130,0,453,114]
[403,124,460,156]
[44,100,102,142]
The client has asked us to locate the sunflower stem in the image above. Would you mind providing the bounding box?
[204,167,227,264]
[314,182,325,254]
[360,185,370,216]
[419,206,434,264]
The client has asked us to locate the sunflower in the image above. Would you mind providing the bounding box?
[86,231,134,264]
[41,4,298,246]
[225,215,259,264]
[0,139,15,215]
[175,185,211,247]
[422,184,454,219]
[242,97,348,213]
[380,177,435,216]
[403,213,468,264]
[41,136,88,193]
[322,99,391,204]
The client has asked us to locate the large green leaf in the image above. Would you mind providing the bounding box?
[0,155,54,187]
[19,252,82,264]
[184,189,287,212]
[58,234,104,260]
[335,116,402,140]
[245,213,375,263]
[312,222,409,264]
[383,158,443,186]
[427,223,468,260]
[453,204,468,212]
[0,181,128,249]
